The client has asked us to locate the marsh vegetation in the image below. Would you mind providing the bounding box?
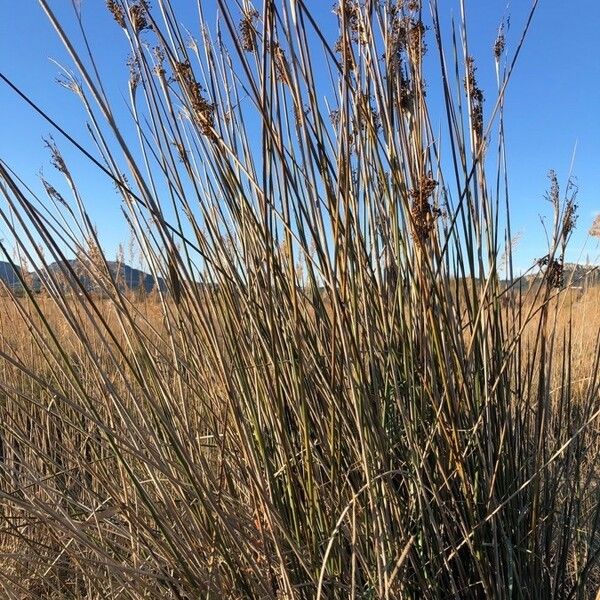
[1,0,599,597]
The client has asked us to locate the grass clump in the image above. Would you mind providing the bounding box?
[1,0,600,598]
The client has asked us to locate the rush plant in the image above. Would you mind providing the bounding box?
[0,0,599,598]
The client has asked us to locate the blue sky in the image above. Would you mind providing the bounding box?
[1,1,599,272]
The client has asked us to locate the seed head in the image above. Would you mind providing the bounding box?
[537,256,564,289]
[106,0,125,28]
[152,46,166,77]
[464,56,484,141]
[494,24,505,59]
[333,1,363,43]
[271,42,290,85]
[410,174,439,245]
[41,178,68,208]
[127,54,141,92]
[562,199,578,238]
[239,8,259,53]
[546,170,560,209]
[129,0,151,33]
[174,60,216,139]
[407,19,426,61]
[44,137,69,176]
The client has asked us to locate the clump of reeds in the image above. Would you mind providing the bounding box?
[1,0,599,598]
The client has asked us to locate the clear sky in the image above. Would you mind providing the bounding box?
[1,1,599,272]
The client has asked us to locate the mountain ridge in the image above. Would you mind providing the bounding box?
[0,259,166,294]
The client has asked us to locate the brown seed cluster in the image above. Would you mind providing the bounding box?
[106,0,125,28]
[106,0,150,32]
[126,54,141,92]
[547,259,564,288]
[152,46,166,78]
[333,0,363,44]
[174,60,215,139]
[407,19,426,61]
[44,137,68,176]
[239,8,259,53]
[129,1,151,33]
[390,10,427,59]
[387,8,427,108]
[410,175,439,244]
[562,198,578,238]
[271,42,290,85]
[41,178,68,208]
[464,56,484,141]
[538,255,564,289]
[537,172,579,289]
[494,24,505,59]
[334,37,355,70]
[333,0,366,67]
[547,169,560,207]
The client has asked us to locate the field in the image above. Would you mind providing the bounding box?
[1,0,600,598]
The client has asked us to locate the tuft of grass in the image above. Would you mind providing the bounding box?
[1,0,600,597]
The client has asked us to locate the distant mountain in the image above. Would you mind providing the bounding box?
[0,259,167,295]
[502,263,600,292]
[554,262,600,287]
[0,261,23,290]
[31,260,167,295]
[512,262,600,291]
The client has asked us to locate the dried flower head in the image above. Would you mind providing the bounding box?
[129,0,151,33]
[44,137,68,176]
[333,1,363,43]
[334,37,355,70]
[152,46,166,77]
[547,259,564,289]
[174,60,216,139]
[126,54,141,92]
[41,177,68,208]
[271,42,290,85]
[410,174,439,244]
[106,1,150,32]
[399,68,414,110]
[464,56,484,141]
[333,0,366,65]
[106,0,125,28]
[407,19,426,61]
[56,73,82,96]
[239,7,259,53]
[494,23,505,59]
[562,198,578,238]
[537,255,564,289]
[547,169,560,209]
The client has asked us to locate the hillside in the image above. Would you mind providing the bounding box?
[0,261,22,289]
[0,260,165,294]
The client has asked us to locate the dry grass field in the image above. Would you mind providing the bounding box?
[1,0,600,598]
